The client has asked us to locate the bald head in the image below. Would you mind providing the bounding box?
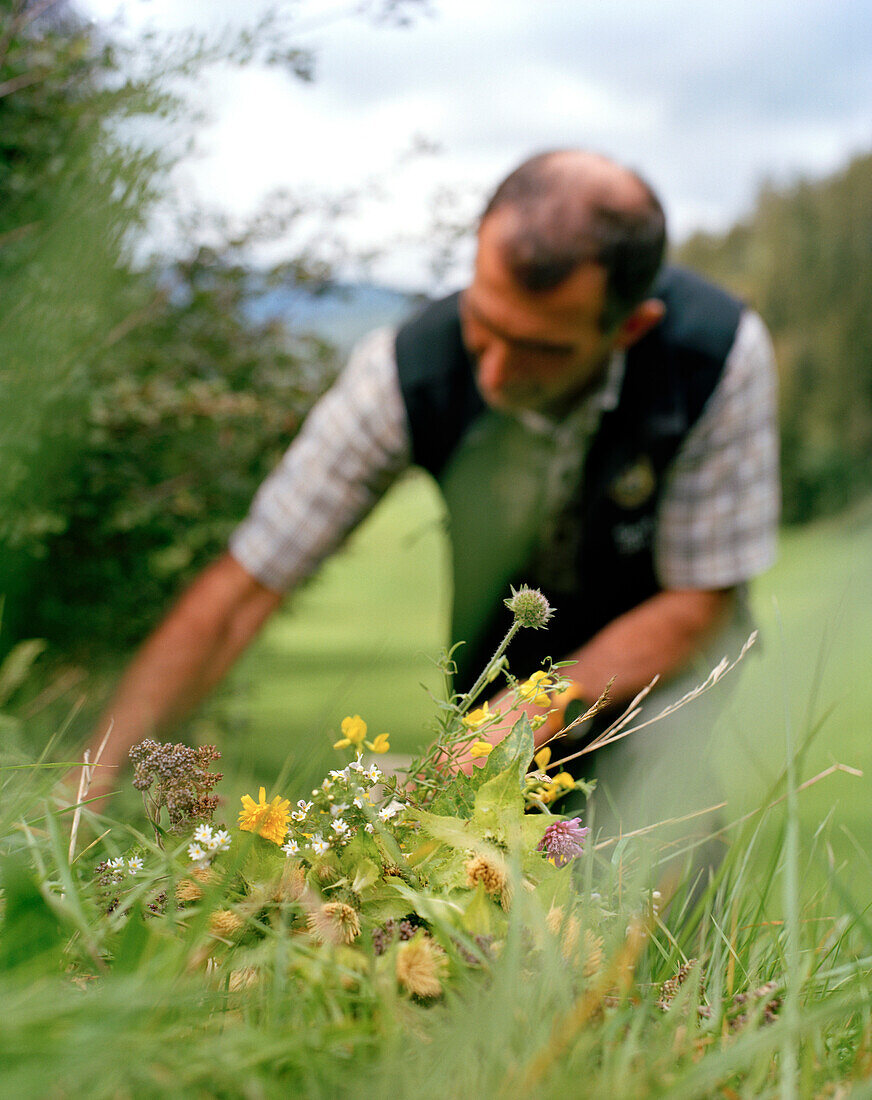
[481,150,667,330]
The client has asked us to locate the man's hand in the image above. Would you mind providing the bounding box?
[451,587,736,771]
[76,553,282,807]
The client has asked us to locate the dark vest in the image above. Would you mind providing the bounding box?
[395,266,744,691]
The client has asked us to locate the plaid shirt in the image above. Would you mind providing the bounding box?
[229,309,779,595]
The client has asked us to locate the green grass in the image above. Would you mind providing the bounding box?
[5,484,872,1098]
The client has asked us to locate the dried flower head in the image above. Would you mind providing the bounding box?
[238,787,291,846]
[190,865,217,885]
[465,853,507,896]
[395,932,447,999]
[272,862,307,904]
[537,817,590,868]
[504,585,555,630]
[175,877,204,903]
[308,901,361,945]
[208,909,244,939]
[228,967,259,993]
[129,739,222,834]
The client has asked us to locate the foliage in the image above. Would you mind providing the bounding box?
[2,608,872,1098]
[0,3,349,658]
[26,237,340,654]
[678,150,872,524]
[0,0,164,646]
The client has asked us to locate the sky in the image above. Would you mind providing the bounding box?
[80,0,872,291]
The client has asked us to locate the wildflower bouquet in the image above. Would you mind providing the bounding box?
[80,585,612,1001]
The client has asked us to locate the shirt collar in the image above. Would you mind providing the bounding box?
[515,349,626,435]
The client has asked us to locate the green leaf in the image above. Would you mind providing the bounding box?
[349,858,381,895]
[460,881,503,937]
[0,852,65,972]
[428,771,476,818]
[469,713,534,792]
[472,760,526,832]
[391,882,466,927]
[411,808,477,851]
[110,903,151,973]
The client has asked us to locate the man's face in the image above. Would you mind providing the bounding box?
[460,212,620,417]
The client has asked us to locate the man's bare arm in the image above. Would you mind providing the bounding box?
[83,553,283,799]
[553,586,736,714]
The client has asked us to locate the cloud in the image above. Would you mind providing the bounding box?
[81,0,872,286]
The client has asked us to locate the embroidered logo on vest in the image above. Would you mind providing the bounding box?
[607,455,657,510]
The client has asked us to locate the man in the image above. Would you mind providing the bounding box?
[82,150,779,818]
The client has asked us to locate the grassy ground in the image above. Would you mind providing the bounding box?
[212,475,872,882]
[6,481,872,1099]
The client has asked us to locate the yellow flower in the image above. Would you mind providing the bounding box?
[553,771,575,791]
[237,787,291,846]
[533,746,552,769]
[518,670,554,708]
[469,740,493,759]
[333,715,390,754]
[462,701,491,729]
[333,714,367,749]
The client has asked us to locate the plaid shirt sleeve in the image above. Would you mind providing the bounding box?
[654,309,780,589]
[228,326,411,592]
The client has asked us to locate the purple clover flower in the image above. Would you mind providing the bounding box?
[537,817,590,867]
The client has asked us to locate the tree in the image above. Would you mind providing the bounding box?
[678,152,872,523]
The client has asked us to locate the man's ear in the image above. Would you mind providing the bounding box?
[613,298,665,350]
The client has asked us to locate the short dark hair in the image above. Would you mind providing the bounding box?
[481,151,667,330]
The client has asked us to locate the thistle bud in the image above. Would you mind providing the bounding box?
[504,585,555,630]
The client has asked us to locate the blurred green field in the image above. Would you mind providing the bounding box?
[212,474,872,878]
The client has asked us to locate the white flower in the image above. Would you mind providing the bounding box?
[329,769,345,780]
[352,795,367,809]
[297,799,312,813]
[193,824,213,844]
[291,809,308,822]
[377,799,405,822]
[330,818,350,836]
[364,822,374,834]
[212,829,231,852]
[349,754,366,773]
[127,856,144,875]
[321,778,332,791]
[188,843,208,863]
[282,839,299,856]
[107,857,125,872]
[365,765,382,784]
[330,802,349,818]
[310,836,330,856]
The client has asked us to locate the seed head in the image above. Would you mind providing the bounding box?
[208,909,244,939]
[504,585,555,630]
[308,901,361,945]
[465,853,507,896]
[395,932,447,999]
[175,878,204,903]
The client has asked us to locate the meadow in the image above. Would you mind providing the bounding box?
[3,477,872,1098]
